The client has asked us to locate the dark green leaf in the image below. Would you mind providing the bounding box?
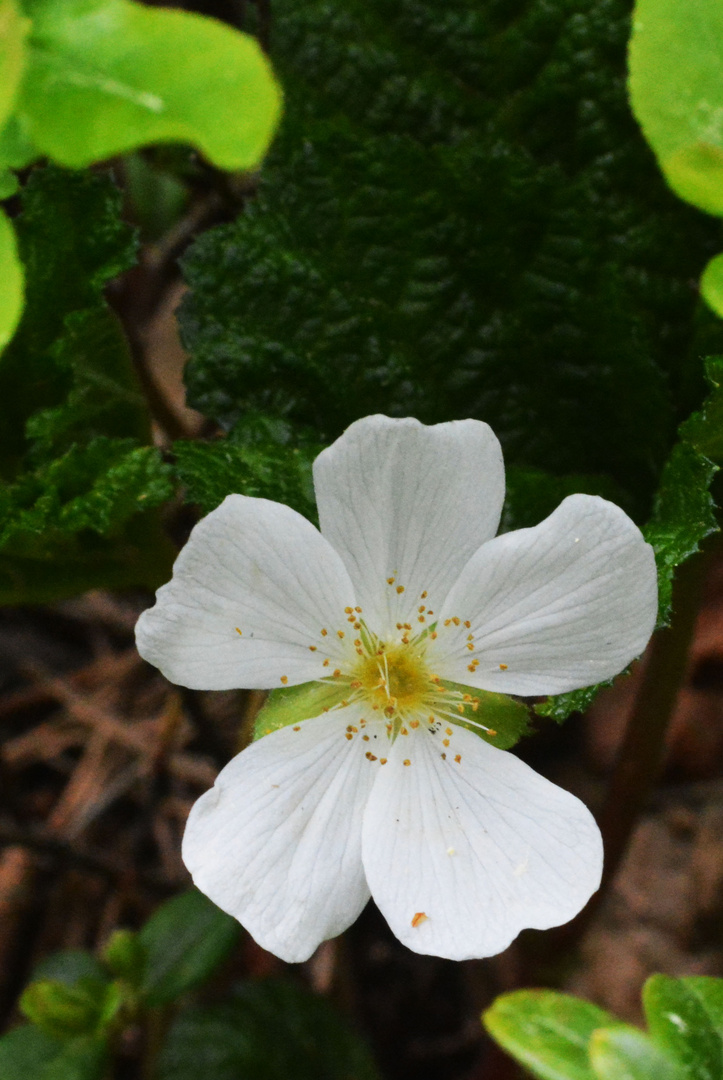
[180,0,722,517]
[534,680,619,725]
[155,978,380,1080]
[31,951,108,988]
[14,0,281,170]
[643,975,722,1080]
[0,1026,108,1080]
[483,989,618,1080]
[644,442,718,624]
[173,436,318,521]
[0,166,175,603]
[139,889,240,1006]
[680,357,723,464]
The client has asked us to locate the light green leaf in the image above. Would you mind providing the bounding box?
[682,977,723,1040]
[0,0,28,132]
[0,207,23,350]
[643,974,722,1080]
[701,254,723,320]
[483,989,618,1080]
[589,1026,680,1080]
[253,680,348,740]
[16,0,281,169]
[139,889,240,1007]
[629,0,723,215]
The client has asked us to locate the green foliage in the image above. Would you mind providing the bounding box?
[180,0,721,515]
[0,1027,107,1080]
[174,432,318,521]
[0,0,27,131]
[155,978,380,1080]
[628,0,723,217]
[484,975,723,1080]
[0,0,281,350]
[0,894,380,1080]
[0,166,175,603]
[10,0,281,171]
[138,888,240,1007]
[20,979,122,1041]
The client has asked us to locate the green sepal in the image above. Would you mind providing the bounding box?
[437,681,532,750]
[253,680,348,741]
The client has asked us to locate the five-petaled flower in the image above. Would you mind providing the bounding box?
[136,415,657,962]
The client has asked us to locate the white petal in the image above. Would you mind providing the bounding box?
[183,709,384,963]
[362,724,602,960]
[313,415,505,632]
[136,495,356,690]
[432,494,657,695]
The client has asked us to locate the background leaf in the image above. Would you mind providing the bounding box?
[14,0,280,170]
[155,978,380,1080]
[180,0,722,522]
[0,1026,107,1080]
[139,889,240,1006]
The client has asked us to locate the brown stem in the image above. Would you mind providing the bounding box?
[595,547,709,893]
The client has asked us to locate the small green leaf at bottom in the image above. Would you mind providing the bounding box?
[483,989,618,1080]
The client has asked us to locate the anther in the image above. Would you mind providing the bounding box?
[403,759,411,766]
[396,585,405,594]
[411,912,428,928]
[333,669,341,677]
[418,605,426,613]
[464,620,471,628]
[387,577,395,585]
[337,630,345,639]
[321,628,328,636]
[363,735,370,741]
[410,719,419,729]
[355,606,362,613]
[443,738,449,747]
[421,591,428,599]
[452,617,461,626]
[431,631,438,639]
[499,663,508,670]
[418,616,426,623]
[345,606,353,614]
[445,727,452,735]
[323,659,330,667]
[280,675,288,684]
[380,758,387,765]
[309,645,317,651]
[454,754,462,763]
[345,733,353,740]
[293,725,300,731]
[235,628,243,636]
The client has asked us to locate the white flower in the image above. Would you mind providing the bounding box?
[135,415,657,963]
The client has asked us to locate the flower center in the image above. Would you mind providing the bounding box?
[355,641,432,715]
